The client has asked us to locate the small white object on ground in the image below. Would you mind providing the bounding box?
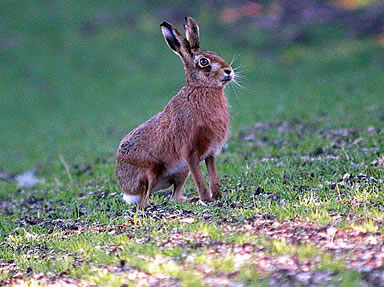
[15,170,42,188]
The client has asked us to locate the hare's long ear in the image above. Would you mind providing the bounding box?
[161,22,192,61]
[184,17,200,52]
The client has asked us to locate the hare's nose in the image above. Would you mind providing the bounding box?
[224,69,231,75]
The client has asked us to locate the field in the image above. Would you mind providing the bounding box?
[1,2,384,286]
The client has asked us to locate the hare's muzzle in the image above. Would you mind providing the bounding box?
[222,68,234,83]
[222,71,233,83]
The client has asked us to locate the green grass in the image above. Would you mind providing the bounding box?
[1,1,384,172]
[1,1,384,286]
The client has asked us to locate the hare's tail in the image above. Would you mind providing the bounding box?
[123,193,141,204]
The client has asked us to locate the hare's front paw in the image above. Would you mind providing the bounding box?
[197,188,215,203]
[211,184,221,200]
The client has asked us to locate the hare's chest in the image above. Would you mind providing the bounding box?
[189,95,229,159]
[201,141,226,161]
[196,119,229,161]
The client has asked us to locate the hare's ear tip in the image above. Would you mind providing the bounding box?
[185,17,196,22]
[160,22,170,28]
[185,17,192,23]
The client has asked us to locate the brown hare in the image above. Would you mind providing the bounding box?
[116,17,234,207]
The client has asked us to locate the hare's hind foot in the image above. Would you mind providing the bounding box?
[139,197,150,208]
[171,170,189,203]
[172,194,189,202]
[201,196,215,202]
[189,196,215,204]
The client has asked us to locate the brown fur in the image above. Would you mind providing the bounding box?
[115,17,234,207]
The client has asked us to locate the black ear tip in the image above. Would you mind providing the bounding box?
[160,22,171,28]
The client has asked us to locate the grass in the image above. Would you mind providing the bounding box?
[1,1,384,286]
[1,1,384,173]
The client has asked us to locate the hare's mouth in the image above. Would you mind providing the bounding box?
[222,75,233,84]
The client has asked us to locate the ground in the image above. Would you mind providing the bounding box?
[1,120,384,286]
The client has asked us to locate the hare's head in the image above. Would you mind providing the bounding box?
[161,17,234,89]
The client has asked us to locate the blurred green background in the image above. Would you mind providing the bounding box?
[1,0,384,173]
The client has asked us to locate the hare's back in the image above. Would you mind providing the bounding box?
[117,114,162,159]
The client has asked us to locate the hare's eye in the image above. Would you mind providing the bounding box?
[199,58,209,67]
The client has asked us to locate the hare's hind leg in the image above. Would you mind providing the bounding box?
[116,161,146,205]
[205,155,221,200]
[139,167,161,208]
[172,170,189,202]
[139,179,153,208]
